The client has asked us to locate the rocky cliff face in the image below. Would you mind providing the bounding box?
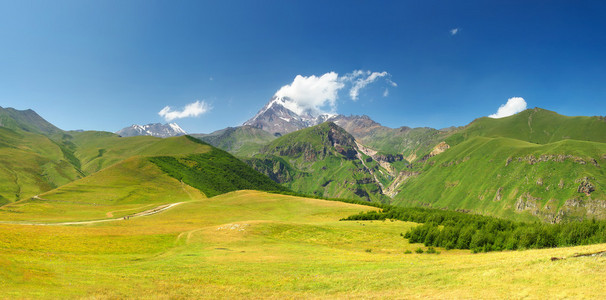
[245,157,297,183]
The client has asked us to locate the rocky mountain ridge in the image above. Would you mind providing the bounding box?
[116,123,186,138]
[243,96,336,135]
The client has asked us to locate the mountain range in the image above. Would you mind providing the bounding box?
[1,98,605,223]
[116,123,186,138]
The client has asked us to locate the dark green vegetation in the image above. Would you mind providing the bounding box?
[245,122,391,203]
[149,138,288,197]
[343,206,606,253]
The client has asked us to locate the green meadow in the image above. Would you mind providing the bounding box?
[1,190,605,298]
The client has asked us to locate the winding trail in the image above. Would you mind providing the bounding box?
[0,202,185,226]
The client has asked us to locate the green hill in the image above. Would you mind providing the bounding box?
[392,109,606,222]
[69,131,213,174]
[0,136,287,222]
[247,122,390,203]
[446,108,606,146]
[0,107,281,204]
[149,137,288,197]
[191,125,276,157]
[0,126,82,204]
[0,106,63,136]
[0,156,205,222]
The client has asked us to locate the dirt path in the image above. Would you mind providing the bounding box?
[1,202,185,226]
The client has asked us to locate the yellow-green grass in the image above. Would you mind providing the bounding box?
[0,129,81,203]
[1,190,605,298]
[70,132,212,174]
[0,157,204,222]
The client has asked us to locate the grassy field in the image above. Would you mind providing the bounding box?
[1,190,605,299]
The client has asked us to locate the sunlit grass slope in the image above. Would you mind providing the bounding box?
[0,128,81,204]
[447,107,606,146]
[395,136,606,221]
[1,190,605,299]
[70,132,213,174]
[0,157,204,222]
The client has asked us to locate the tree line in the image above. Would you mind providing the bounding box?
[342,206,606,252]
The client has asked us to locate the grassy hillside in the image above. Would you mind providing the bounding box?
[0,107,63,136]
[191,125,276,157]
[0,157,204,222]
[0,107,279,205]
[70,132,213,174]
[248,122,389,203]
[1,190,605,298]
[447,108,606,146]
[0,128,82,204]
[394,136,606,222]
[0,128,213,204]
[149,139,288,197]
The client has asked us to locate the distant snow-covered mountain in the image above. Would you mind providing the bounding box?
[116,123,186,138]
[243,96,336,135]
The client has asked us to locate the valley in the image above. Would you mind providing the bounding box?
[1,104,605,298]
[5,2,606,298]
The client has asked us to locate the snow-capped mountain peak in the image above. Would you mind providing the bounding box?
[243,96,337,135]
[116,123,187,138]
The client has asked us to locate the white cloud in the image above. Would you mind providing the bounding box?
[489,97,527,118]
[347,71,389,101]
[383,89,389,97]
[274,72,344,115]
[273,70,397,115]
[450,28,459,35]
[159,100,211,121]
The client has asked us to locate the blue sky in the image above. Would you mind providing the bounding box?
[1,1,605,133]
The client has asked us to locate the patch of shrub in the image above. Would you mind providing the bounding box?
[342,206,606,253]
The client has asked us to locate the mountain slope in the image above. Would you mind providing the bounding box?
[149,138,288,197]
[0,137,288,221]
[0,106,63,136]
[392,109,606,222]
[0,108,221,204]
[0,157,205,222]
[246,122,392,202]
[191,125,276,157]
[331,114,450,161]
[0,128,81,204]
[0,109,84,204]
[446,108,606,146]
[69,132,213,174]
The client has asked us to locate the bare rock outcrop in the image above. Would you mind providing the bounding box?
[576,177,595,196]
